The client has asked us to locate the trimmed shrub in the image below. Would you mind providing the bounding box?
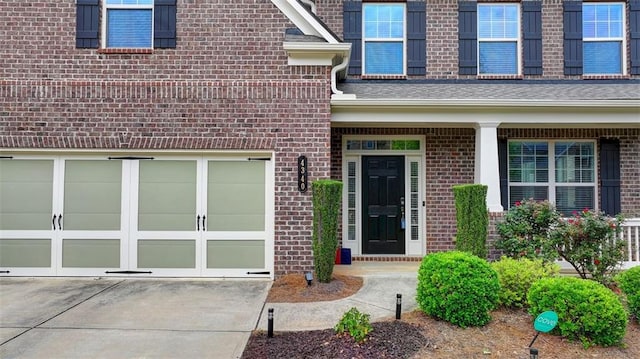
[311,179,343,283]
[334,307,373,343]
[527,277,628,348]
[452,184,488,258]
[616,266,640,322]
[495,199,560,262]
[491,256,560,308]
[416,251,500,327]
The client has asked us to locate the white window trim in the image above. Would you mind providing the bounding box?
[477,3,522,76]
[582,2,627,75]
[362,3,407,76]
[101,0,155,49]
[506,140,598,212]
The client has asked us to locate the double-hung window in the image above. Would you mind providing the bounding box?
[104,0,154,48]
[362,3,406,75]
[508,141,596,215]
[478,3,520,75]
[583,2,625,75]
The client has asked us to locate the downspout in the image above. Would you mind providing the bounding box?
[331,54,349,95]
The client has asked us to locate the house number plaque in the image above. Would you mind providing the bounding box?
[298,155,308,192]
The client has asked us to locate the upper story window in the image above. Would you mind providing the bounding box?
[459,1,541,76]
[363,3,406,75]
[343,1,426,77]
[582,3,625,75]
[76,0,176,50]
[478,4,521,75]
[564,1,639,76]
[104,0,154,48]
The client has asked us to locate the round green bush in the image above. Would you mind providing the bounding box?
[416,251,500,327]
[527,277,628,348]
[616,266,640,322]
[491,256,560,308]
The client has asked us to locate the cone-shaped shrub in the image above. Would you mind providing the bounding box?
[417,251,500,327]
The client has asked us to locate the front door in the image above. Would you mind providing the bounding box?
[362,156,405,254]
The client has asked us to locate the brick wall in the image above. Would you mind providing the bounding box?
[0,0,336,276]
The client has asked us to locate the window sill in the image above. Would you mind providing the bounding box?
[98,48,153,54]
[581,74,631,80]
[360,75,407,80]
[477,74,524,80]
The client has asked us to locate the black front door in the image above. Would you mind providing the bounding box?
[362,156,405,254]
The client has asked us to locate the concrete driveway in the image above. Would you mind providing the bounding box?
[0,277,270,359]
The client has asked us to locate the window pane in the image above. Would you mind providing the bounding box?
[478,4,519,39]
[365,42,404,75]
[584,42,622,74]
[556,186,595,216]
[363,4,404,39]
[107,9,152,48]
[479,42,517,74]
[509,186,548,207]
[555,142,594,183]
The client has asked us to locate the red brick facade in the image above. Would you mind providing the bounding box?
[0,1,334,276]
[1,1,638,275]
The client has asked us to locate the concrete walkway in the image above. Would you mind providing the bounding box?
[257,261,420,331]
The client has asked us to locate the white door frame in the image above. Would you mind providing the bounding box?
[341,136,426,256]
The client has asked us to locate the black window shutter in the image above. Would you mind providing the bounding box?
[600,139,621,216]
[154,0,177,48]
[630,0,640,75]
[498,138,508,210]
[76,0,99,49]
[563,1,583,75]
[522,1,542,75]
[458,1,477,75]
[343,1,362,76]
[407,1,426,76]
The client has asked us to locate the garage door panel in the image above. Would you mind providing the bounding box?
[207,240,265,269]
[63,161,122,231]
[0,239,51,267]
[62,239,120,268]
[137,240,196,269]
[138,161,196,231]
[208,161,265,231]
[0,160,54,231]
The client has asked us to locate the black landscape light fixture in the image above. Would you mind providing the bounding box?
[529,348,538,359]
[305,272,313,286]
[396,294,402,320]
[268,308,274,338]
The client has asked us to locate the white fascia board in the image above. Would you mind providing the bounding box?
[283,42,351,66]
[331,100,640,127]
[330,98,640,109]
[271,0,340,44]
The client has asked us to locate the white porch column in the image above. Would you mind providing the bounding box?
[474,122,503,212]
